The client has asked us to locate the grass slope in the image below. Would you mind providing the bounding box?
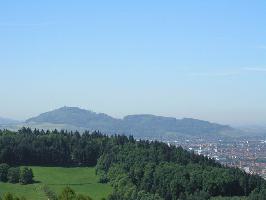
[0,167,112,200]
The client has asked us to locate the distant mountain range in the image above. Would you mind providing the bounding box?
[236,125,266,137]
[22,106,236,138]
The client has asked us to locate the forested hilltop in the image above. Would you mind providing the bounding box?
[24,106,236,138]
[0,128,265,200]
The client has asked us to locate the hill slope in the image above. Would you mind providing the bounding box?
[26,106,118,128]
[0,117,19,125]
[25,107,234,138]
[0,129,264,199]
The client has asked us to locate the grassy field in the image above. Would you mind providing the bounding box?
[0,166,112,200]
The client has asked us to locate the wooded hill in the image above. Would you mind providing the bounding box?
[0,128,265,200]
[25,106,236,138]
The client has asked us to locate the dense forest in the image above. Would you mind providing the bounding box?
[0,128,266,200]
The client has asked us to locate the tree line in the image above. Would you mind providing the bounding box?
[0,128,266,200]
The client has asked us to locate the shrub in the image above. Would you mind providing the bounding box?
[19,167,34,185]
[7,167,20,183]
[0,163,10,182]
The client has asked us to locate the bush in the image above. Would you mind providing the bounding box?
[58,187,93,200]
[42,185,57,200]
[1,193,26,200]
[248,188,266,200]
[99,173,109,184]
[7,167,20,183]
[2,193,14,200]
[0,163,10,182]
[1,165,34,184]
[19,167,34,184]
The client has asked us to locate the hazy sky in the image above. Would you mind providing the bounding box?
[0,1,265,125]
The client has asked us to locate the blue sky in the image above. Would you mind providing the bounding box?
[0,1,265,125]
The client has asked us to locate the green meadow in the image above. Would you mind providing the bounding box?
[0,167,112,200]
